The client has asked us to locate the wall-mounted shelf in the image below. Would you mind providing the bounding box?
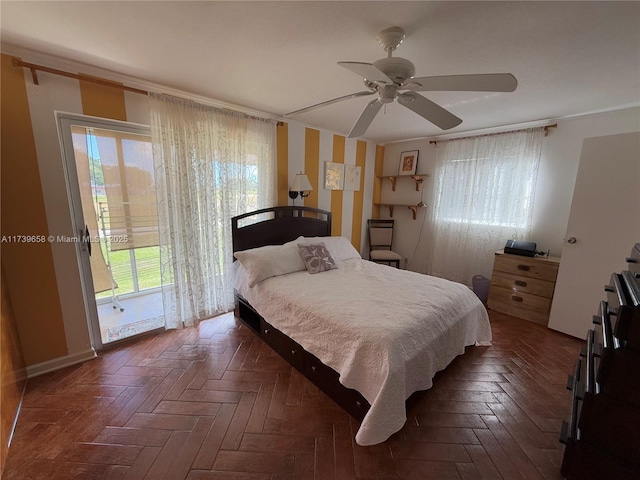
[377,174,429,191]
[374,203,427,220]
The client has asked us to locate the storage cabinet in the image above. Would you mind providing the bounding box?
[560,244,640,479]
[488,250,560,325]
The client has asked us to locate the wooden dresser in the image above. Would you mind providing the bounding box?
[488,250,560,325]
[560,244,640,479]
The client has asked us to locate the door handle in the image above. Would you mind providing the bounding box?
[85,225,91,256]
[567,237,577,244]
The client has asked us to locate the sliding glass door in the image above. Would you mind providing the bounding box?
[58,113,164,349]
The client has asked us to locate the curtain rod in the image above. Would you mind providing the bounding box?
[11,56,284,126]
[12,56,148,95]
[429,123,558,144]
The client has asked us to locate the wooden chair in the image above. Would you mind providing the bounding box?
[367,219,401,268]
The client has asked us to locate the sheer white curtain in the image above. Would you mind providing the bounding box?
[149,93,276,328]
[427,127,544,286]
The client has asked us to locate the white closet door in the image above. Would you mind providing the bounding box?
[548,132,640,338]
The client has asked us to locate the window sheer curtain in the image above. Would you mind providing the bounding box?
[427,128,544,286]
[149,93,276,328]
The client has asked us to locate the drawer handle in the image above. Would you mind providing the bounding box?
[311,366,317,373]
[263,329,270,335]
[514,280,527,287]
[517,265,530,271]
[604,285,615,293]
[510,295,524,302]
[291,349,297,356]
[626,257,638,264]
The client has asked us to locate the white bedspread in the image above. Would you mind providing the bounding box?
[235,259,491,445]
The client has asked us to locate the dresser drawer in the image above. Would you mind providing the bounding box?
[490,271,555,298]
[259,318,304,371]
[304,352,369,421]
[488,285,551,324]
[493,254,559,282]
[579,392,640,464]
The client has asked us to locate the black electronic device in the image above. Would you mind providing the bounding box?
[504,240,537,257]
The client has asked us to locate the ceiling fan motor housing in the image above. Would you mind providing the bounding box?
[373,57,415,84]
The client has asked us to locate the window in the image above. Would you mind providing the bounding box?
[437,154,537,228]
[428,128,544,285]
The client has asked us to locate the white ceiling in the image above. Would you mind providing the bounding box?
[2,1,639,144]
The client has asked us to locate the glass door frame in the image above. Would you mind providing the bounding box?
[56,111,161,351]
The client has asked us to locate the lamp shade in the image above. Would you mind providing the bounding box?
[290,173,313,192]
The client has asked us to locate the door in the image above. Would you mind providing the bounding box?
[57,113,164,349]
[548,132,640,338]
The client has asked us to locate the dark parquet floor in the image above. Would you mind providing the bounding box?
[2,309,582,479]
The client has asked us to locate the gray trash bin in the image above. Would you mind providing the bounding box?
[472,275,490,304]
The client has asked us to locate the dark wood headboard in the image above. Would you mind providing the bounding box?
[231,206,332,253]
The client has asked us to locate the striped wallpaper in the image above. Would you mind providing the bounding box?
[276,121,382,253]
[1,53,134,368]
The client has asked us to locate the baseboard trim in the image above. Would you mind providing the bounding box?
[26,348,97,378]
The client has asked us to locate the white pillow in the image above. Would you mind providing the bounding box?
[234,242,306,287]
[297,236,361,263]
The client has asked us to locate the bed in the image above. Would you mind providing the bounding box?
[232,206,491,446]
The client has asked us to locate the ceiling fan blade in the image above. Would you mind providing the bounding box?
[348,99,383,138]
[405,73,518,92]
[399,93,462,130]
[285,90,376,116]
[338,61,393,84]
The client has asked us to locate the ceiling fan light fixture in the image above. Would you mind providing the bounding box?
[379,85,397,103]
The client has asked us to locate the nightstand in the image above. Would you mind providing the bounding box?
[487,250,560,325]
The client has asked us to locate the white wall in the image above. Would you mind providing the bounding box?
[380,140,435,271]
[382,107,640,276]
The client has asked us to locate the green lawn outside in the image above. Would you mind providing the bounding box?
[93,197,163,299]
[96,245,162,299]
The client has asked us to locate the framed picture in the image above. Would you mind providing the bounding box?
[398,150,419,176]
[344,165,362,191]
[324,161,344,190]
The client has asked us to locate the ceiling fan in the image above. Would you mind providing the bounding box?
[284,26,518,138]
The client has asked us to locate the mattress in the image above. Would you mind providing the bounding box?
[234,258,492,445]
